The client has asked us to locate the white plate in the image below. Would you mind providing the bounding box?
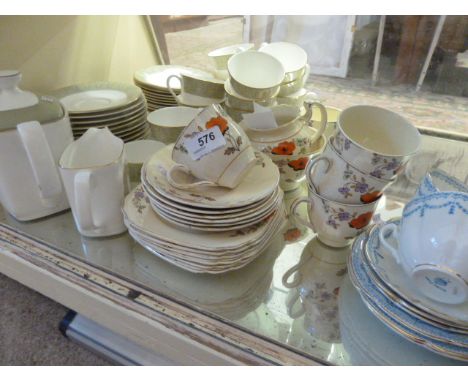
[134,65,218,91]
[143,145,279,209]
[68,97,145,120]
[150,193,283,232]
[127,208,285,273]
[123,184,285,252]
[365,221,468,328]
[54,82,142,113]
[143,187,283,226]
[142,177,279,217]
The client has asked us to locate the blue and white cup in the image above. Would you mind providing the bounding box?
[379,179,468,304]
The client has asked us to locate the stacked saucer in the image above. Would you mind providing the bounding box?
[134,65,221,112]
[53,82,149,141]
[348,226,468,361]
[123,145,285,274]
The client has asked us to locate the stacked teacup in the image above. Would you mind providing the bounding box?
[259,42,310,108]
[224,51,285,122]
[292,105,422,248]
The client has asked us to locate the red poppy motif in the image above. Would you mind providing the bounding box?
[287,157,309,171]
[360,190,383,204]
[206,115,229,135]
[271,141,296,155]
[283,227,302,242]
[348,211,373,229]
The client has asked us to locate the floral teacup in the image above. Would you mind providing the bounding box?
[333,105,421,180]
[271,136,326,192]
[170,104,256,189]
[306,138,394,204]
[291,186,380,247]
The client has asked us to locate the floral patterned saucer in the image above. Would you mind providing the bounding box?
[143,144,279,208]
[364,220,468,329]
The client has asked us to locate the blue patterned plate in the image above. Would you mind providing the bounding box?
[349,233,468,361]
[365,220,468,329]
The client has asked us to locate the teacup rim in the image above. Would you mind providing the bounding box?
[337,104,422,158]
[307,181,381,208]
[403,190,468,213]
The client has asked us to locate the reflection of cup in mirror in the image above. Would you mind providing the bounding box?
[80,233,134,274]
[281,186,308,244]
[133,234,284,321]
[283,236,350,343]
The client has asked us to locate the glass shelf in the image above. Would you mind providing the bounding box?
[1,131,467,365]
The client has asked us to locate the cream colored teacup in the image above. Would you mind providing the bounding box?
[147,106,201,144]
[124,140,165,183]
[227,51,285,99]
[166,73,225,107]
[170,104,256,189]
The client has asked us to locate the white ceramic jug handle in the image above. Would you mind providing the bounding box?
[167,163,218,190]
[304,101,328,144]
[306,156,332,193]
[378,223,401,264]
[16,121,63,203]
[74,171,95,230]
[166,74,183,104]
[290,197,315,231]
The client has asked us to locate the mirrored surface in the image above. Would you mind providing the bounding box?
[1,132,467,365]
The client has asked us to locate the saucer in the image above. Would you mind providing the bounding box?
[365,220,468,328]
[143,145,279,208]
[349,233,468,360]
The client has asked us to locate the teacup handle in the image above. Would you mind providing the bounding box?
[167,163,218,190]
[166,74,183,104]
[303,101,328,144]
[74,171,96,230]
[306,156,332,193]
[378,223,401,264]
[290,197,315,231]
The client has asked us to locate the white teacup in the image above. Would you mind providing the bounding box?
[166,74,225,107]
[379,189,468,304]
[333,105,421,180]
[227,51,285,99]
[147,106,201,144]
[307,138,394,204]
[291,186,380,247]
[59,128,129,237]
[208,43,255,70]
[124,140,165,183]
[170,104,256,189]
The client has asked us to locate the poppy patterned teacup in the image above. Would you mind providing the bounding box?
[306,138,394,204]
[170,104,256,189]
[290,186,380,248]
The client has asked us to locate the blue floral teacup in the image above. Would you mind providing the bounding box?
[379,183,468,305]
[307,138,394,205]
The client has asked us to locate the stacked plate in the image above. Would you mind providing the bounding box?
[53,82,149,141]
[349,222,468,361]
[123,145,285,274]
[134,65,219,112]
